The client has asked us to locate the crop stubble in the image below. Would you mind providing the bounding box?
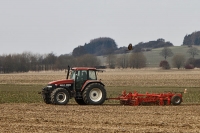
[0,103,200,133]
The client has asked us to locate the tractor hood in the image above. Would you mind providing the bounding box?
[48,79,74,85]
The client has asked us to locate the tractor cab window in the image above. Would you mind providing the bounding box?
[89,70,97,80]
[77,70,87,81]
[70,70,76,80]
[75,70,87,90]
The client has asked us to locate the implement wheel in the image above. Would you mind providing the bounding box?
[83,83,106,105]
[171,95,182,105]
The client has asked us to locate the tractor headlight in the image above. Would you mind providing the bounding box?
[47,85,53,88]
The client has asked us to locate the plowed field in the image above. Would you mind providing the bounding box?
[1,103,200,133]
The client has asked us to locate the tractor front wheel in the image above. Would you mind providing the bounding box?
[83,83,106,105]
[51,88,70,105]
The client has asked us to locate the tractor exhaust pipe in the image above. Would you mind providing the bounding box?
[66,65,70,79]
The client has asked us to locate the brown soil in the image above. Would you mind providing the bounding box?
[1,103,200,133]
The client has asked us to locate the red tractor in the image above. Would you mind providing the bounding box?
[41,66,106,105]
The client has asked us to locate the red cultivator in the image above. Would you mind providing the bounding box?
[108,90,183,106]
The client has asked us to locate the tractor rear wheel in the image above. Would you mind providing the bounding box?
[51,88,69,105]
[75,98,86,105]
[171,95,182,105]
[83,83,106,105]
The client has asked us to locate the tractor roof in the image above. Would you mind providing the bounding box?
[71,67,104,72]
[72,67,97,71]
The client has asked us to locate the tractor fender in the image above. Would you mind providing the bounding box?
[42,85,72,94]
[81,80,105,92]
[64,87,74,98]
[54,87,73,98]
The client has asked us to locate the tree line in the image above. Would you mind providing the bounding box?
[0,50,148,73]
[106,52,146,69]
[0,52,100,73]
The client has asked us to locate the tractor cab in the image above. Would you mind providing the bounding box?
[70,67,98,91]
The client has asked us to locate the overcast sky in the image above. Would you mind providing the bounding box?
[0,0,199,55]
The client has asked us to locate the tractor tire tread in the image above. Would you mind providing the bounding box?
[51,88,69,105]
[82,83,106,105]
[42,93,52,104]
[171,95,182,105]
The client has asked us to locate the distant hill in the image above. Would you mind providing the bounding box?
[72,37,174,56]
[134,38,173,49]
[183,31,200,46]
[72,37,117,56]
[114,38,174,54]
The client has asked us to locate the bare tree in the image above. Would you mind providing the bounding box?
[43,52,57,70]
[129,52,146,69]
[187,47,200,58]
[159,47,173,60]
[76,54,100,67]
[106,54,116,69]
[30,55,37,71]
[55,54,75,70]
[117,54,128,68]
[172,54,185,69]
[160,60,170,69]
[3,54,13,73]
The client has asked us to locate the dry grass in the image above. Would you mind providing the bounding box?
[1,68,200,87]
